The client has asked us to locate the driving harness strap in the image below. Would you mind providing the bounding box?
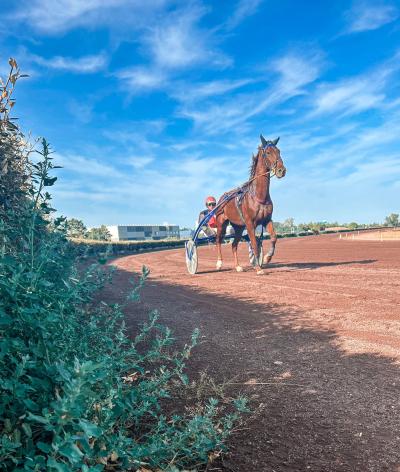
[235,193,246,225]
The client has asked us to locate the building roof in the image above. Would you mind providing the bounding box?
[107,224,179,227]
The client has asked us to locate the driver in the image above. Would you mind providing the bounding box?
[197,196,217,237]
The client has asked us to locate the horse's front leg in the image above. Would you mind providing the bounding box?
[215,218,228,270]
[264,220,277,265]
[246,222,264,275]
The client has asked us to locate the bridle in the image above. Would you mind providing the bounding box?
[246,144,280,186]
[260,143,280,178]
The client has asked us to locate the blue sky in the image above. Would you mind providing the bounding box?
[1,0,400,226]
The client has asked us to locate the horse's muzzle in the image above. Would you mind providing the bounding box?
[276,166,286,178]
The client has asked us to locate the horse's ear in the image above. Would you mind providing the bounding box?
[272,137,280,146]
[260,134,267,147]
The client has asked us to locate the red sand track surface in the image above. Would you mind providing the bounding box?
[104,234,400,472]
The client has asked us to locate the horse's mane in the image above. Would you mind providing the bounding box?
[249,141,276,178]
[249,147,261,178]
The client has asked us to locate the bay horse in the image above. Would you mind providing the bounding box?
[215,135,286,275]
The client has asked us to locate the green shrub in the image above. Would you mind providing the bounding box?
[71,239,186,258]
[0,60,245,471]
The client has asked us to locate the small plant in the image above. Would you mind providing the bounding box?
[0,60,245,471]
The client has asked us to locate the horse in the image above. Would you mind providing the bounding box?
[215,135,286,275]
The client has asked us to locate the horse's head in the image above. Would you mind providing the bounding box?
[259,134,286,178]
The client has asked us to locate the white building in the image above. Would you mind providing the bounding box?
[107,224,180,241]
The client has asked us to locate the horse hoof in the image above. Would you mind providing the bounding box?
[236,266,243,272]
[256,269,265,275]
[216,260,223,270]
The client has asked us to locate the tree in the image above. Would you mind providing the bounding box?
[282,217,295,233]
[66,218,87,238]
[385,213,399,227]
[87,224,111,241]
[298,223,311,232]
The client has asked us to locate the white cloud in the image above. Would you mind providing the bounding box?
[113,3,232,93]
[344,1,398,33]
[142,5,231,71]
[103,120,166,150]
[12,0,167,34]
[179,50,323,134]
[313,79,384,116]
[170,78,253,103]
[55,153,124,178]
[225,0,263,30]
[128,155,154,168]
[116,66,166,92]
[26,51,107,73]
[309,51,400,117]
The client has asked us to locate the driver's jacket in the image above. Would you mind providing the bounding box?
[197,208,217,228]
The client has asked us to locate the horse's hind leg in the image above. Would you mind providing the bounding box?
[216,218,228,270]
[246,221,264,275]
[264,220,277,265]
[231,224,245,272]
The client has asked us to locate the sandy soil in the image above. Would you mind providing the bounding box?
[103,234,400,472]
[350,229,400,241]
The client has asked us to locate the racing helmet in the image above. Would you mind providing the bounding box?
[205,196,216,206]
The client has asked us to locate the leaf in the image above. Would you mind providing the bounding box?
[47,457,70,472]
[79,419,103,438]
[21,422,32,438]
[23,398,40,412]
[8,57,17,69]
[27,413,49,424]
[0,311,13,326]
[37,441,52,453]
[58,443,84,463]
[43,176,57,187]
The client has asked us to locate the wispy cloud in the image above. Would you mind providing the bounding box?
[12,0,166,34]
[309,51,400,117]
[225,0,263,30]
[178,50,323,134]
[114,3,232,93]
[170,78,253,103]
[55,153,124,178]
[26,51,107,73]
[343,1,398,34]
[116,66,166,93]
[143,4,230,70]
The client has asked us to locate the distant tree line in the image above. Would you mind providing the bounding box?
[272,213,398,235]
[384,213,399,228]
[66,218,111,240]
[68,212,399,242]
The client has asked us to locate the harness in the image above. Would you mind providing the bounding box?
[196,143,279,233]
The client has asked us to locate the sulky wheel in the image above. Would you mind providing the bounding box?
[185,239,198,275]
[248,236,264,267]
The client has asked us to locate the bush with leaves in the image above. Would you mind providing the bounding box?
[0,60,246,471]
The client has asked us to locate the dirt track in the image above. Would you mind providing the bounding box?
[104,234,400,471]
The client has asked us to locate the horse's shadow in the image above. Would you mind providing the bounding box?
[197,259,376,275]
[267,259,376,271]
